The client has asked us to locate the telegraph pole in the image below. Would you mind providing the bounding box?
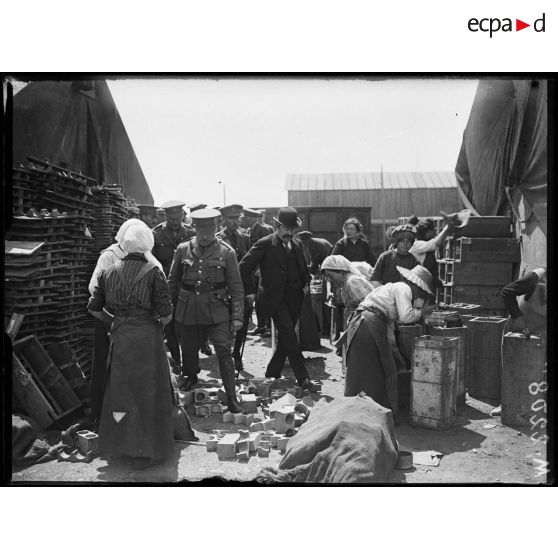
[380,166,386,250]
[219,180,226,206]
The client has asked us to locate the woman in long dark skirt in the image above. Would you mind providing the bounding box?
[345,265,435,422]
[87,224,174,470]
[88,218,163,427]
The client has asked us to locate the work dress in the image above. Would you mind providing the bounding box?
[344,283,422,421]
[87,254,175,462]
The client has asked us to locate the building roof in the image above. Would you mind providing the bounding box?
[285,171,456,191]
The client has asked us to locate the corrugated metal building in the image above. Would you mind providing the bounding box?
[286,171,460,219]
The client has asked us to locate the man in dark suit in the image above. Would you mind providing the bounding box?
[239,207,319,391]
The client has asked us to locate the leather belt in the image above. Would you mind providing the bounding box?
[183,281,227,295]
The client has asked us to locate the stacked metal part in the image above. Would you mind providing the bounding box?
[7,157,133,377]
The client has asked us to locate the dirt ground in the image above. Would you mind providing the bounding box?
[10,331,548,485]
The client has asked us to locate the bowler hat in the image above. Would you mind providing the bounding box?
[273,207,301,228]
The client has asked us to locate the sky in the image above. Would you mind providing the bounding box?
[107,78,478,208]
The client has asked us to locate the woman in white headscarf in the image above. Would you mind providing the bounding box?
[87,224,175,469]
[344,265,435,422]
[321,255,375,313]
[88,219,162,427]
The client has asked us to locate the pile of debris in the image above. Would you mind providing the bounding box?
[179,377,328,462]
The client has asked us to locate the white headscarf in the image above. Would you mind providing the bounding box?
[321,255,367,276]
[121,224,154,254]
[115,218,145,243]
[118,221,163,271]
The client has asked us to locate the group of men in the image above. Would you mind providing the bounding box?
[135,201,319,412]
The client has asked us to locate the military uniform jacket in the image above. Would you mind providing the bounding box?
[217,228,250,261]
[152,223,196,276]
[168,237,244,326]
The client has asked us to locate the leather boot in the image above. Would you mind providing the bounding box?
[219,356,243,414]
[179,374,198,392]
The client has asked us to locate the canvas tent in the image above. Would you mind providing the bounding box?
[455,79,547,269]
[9,79,153,204]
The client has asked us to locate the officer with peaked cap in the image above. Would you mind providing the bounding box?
[217,204,252,371]
[168,208,245,412]
[137,204,160,229]
[152,200,196,371]
[249,208,274,246]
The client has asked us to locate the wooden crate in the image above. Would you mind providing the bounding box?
[466,317,508,401]
[453,237,520,263]
[453,216,512,238]
[12,354,58,429]
[445,302,482,315]
[13,335,82,415]
[440,261,514,286]
[409,335,458,430]
[46,341,90,404]
[447,284,507,312]
[501,333,547,428]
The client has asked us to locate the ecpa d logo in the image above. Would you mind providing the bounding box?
[468,13,545,37]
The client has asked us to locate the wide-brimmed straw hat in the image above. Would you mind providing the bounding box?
[397,265,434,296]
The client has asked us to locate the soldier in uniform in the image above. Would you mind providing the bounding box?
[137,204,160,229]
[249,209,274,246]
[246,209,274,335]
[217,204,252,371]
[152,200,196,371]
[186,202,213,355]
[168,208,245,413]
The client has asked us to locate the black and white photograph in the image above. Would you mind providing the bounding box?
[2,75,550,486]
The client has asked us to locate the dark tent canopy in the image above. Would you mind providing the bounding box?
[455,80,547,236]
[11,79,153,204]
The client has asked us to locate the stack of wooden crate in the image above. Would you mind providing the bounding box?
[436,217,519,315]
[12,335,83,429]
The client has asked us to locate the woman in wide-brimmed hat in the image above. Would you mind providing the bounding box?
[370,224,420,287]
[344,265,435,421]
